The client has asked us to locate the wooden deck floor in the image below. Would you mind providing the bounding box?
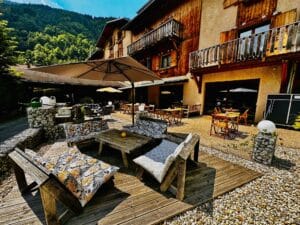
[0,153,261,225]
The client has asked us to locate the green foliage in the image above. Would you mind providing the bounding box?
[20,29,95,65]
[0,16,18,75]
[1,1,115,66]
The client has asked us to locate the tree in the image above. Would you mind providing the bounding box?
[0,14,18,75]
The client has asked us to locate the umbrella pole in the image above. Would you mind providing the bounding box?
[131,82,135,125]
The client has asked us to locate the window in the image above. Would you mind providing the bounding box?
[146,57,152,69]
[239,24,270,38]
[117,31,123,42]
[239,24,270,57]
[160,54,171,69]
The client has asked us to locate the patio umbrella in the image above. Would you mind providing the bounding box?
[220,88,257,93]
[96,87,123,93]
[229,88,257,93]
[29,56,161,125]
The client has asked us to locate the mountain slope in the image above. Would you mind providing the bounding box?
[1,1,114,50]
[0,1,116,65]
[7,0,62,9]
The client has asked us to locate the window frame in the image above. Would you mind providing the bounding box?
[160,54,172,69]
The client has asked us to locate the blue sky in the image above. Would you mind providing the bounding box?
[10,0,149,18]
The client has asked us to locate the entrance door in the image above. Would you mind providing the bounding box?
[204,79,260,121]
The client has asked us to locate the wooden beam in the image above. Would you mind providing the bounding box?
[192,73,202,93]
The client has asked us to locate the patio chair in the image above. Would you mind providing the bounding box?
[238,109,249,125]
[213,107,222,114]
[9,147,119,225]
[210,114,229,138]
[133,133,200,200]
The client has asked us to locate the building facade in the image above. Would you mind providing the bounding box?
[123,0,202,108]
[94,0,300,122]
[90,18,131,60]
[189,0,300,121]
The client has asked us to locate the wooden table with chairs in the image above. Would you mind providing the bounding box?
[96,129,152,168]
[153,108,183,125]
[210,112,240,138]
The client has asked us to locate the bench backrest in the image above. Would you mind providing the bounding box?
[63,120,108,140]
[126,116,167,139]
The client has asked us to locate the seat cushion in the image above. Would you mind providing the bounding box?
[26,146,119,207]
[133,139,178,183]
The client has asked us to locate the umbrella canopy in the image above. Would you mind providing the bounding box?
[96,87,123,93]
[30,56,159,82]
[29,56,161,124]
[220,88,258,93]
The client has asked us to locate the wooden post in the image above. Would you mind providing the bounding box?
[121,151,129,168]
[131,82,135,126]
[160,164,177,192]
[13,163,28,194]
[136,167,144,180]
[40,185,57,225]
[98,141,104,156]
[176,158,186,201]
[194,140,200,162]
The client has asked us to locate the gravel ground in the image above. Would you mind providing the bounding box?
[163,145,300,225]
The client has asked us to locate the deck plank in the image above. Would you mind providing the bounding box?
[0,152,262,225]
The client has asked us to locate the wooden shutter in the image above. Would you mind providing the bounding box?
[238,0,277,29]
[267,9,297,56]
[223,0,239,8]
[220,29,237,44]
[271,9,297,28]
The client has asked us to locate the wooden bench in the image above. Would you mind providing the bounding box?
[63,120,108,147]
[183,104,201,118]
[134,133,200,200]
[8,148,115,225]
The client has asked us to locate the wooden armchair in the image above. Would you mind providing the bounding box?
[210,114,230,138]
[238,109,249,125]
[133,133,200,200]
[9,148,118,225]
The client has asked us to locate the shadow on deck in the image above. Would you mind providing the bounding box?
[0,151,261,225]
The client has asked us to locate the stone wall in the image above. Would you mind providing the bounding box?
[27,106,65,140]
[0,128,43,180]
[252,132,277,165]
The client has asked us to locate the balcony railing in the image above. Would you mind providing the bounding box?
[128,19,182,55]
[189,21,300,70]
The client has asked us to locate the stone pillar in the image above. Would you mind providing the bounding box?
[252,132,277,165]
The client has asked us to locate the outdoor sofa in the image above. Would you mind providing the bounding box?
[133,132,200,200]
[63,120,109,146]
[9,146,119,225]
[124,116,201,200]
[123,116,168,139]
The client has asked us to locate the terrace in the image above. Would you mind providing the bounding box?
[0,108,299,225]
[127,19,183,56]
[189,21,300,72]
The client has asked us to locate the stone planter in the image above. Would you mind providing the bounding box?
[252,132,277,165]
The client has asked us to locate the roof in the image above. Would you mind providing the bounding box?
[15,66,123,87]
[96,18,129,48]
[122,0,179,31]
[119,75,189,90]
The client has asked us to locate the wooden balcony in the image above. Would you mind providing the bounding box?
[189,21,300,71]
[128,19,183,55]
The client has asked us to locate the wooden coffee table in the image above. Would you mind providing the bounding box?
[96,129,152,167]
